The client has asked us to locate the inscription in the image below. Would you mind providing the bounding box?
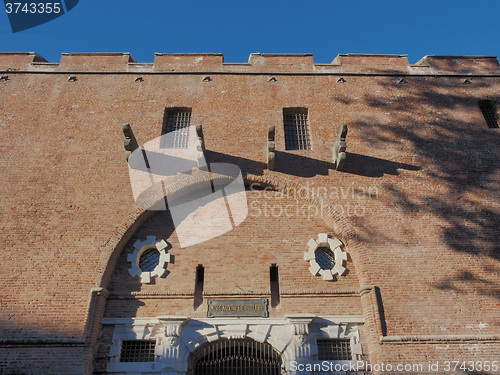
[207,299,269,318]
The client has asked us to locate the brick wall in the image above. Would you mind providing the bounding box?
[0,52,498,374]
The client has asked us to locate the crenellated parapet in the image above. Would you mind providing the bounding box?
[327,53,411,74]
[413,55,500,75]
[1,52,499,75]
[247,53,315,72]
[0,52,47,71]
[58,52,135,71]
[153,53,224,72]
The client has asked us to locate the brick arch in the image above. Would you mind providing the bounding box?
[94,171,372,290]
[245,173,357,243]
[85,171,375,371]
[243,173,371,285]
[95,169,237,289]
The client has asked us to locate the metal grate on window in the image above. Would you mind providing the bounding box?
[317,339,352,361]
[479,100,499,128]
[161,108,192,148]
[139,248,160,272]
[283,108,311,150]
[190,338,282,375]
[120,340,156,362]
[315,247,335,270]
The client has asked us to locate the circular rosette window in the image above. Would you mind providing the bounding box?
[127,236,172,283]
[304,233,347,281]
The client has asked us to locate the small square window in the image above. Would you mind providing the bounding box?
[317,339,352,360]
[478,100,499,128]
[120,340,156,362]
[161,107,192,148]
[283,107,311,150]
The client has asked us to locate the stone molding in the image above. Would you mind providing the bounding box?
[105,315,364,374]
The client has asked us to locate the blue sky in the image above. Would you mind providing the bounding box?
[1,0,499,64]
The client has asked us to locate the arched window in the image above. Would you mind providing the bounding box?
[189,338,282,375]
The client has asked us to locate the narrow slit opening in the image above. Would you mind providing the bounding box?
[194,264,204,310]
[270,264,280,308]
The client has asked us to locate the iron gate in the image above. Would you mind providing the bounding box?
[189,338,282,375]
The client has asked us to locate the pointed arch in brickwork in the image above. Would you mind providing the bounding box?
[84,172,373,372]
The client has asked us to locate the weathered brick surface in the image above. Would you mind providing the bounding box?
[0,52,499,374]
[0,346,87,374]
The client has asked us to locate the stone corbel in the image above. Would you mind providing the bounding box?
[267,125,276,170]
[286,315,315,358]
[195,124,206,169]
[157,316,188,343]
[158,316,188,335]
[332,124,348,171]
[157,316,188,360]
[122,123,139,161]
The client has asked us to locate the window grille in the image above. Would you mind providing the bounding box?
[139,248,160,272]
[317,339,352,360]
[190,338,282,375]
[478,100,499,128]
[315,247,335,270]
[161,107,192,148]
[120,340,156,362]
[283,108,311,150]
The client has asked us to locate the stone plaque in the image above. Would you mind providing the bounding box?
[207,299,269,318]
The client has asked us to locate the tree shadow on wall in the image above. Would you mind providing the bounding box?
[433,269,500,301]
[206,149,334,178]
[342,152,421,177]
[205,150,266,176]
[274,151,331,177]
[354,77,500,305]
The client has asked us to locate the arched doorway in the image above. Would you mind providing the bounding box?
[188,338,282,375]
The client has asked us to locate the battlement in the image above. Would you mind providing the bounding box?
[329,54,410,74]
[59,52,135,71]
[1,52,499,75]
[153,53,224,72]
[0,52,47,70]
[414,55,500,74]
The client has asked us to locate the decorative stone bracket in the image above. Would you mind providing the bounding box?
[287,315,315,359]
[267,125,276,170]
[287,315,314,344]
[332,124,348,171]
[127,236,172,283]
[195,124,206,169]
[122,123,139,161]
[304,233,347,281]
[157,316,188,356]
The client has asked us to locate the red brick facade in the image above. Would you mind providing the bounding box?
[0,52,499,374]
